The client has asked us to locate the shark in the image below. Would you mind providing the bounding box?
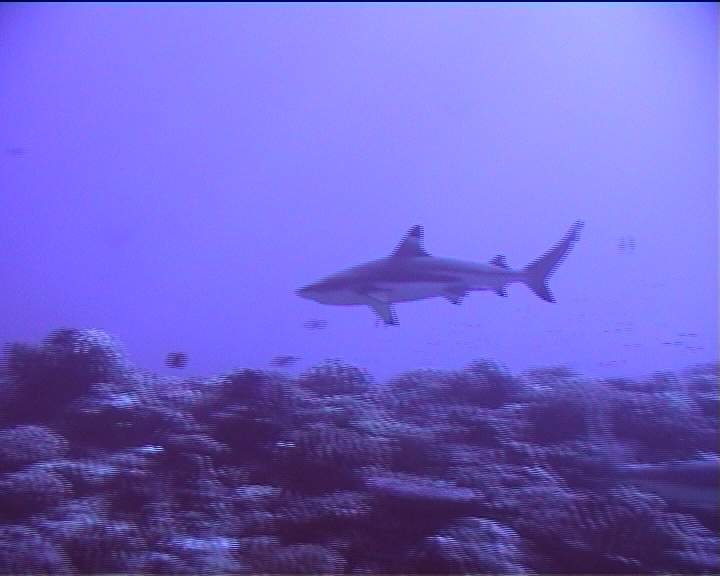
[297,221,585,325]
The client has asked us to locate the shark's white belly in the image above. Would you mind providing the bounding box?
[373,279,493,303]
[374,281,448,303]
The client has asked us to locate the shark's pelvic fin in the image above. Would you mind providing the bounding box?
[392,225,429,258]
[367,298,398,325]
[490,254,509,269]
[444,285,468,305]
[495,287,508,297]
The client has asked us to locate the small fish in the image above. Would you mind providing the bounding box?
[270,355,300,368]
[618,235,636,253]
[165,352,188,369]
[303,319,328,330]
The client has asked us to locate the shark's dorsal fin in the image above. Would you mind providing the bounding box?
[490,254,508,269]
[392,225,429,258]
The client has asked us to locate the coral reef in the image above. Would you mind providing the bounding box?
[0,330,717,574]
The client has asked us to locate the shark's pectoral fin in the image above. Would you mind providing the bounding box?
[495,287,508,297]
[355,288,398,325]
[368,299,398,325]
[366,289,392,303]
[444,285,469,305]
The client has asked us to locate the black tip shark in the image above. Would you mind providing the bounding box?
[297,221,584,325]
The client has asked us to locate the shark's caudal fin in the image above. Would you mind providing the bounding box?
[523,221,584,303]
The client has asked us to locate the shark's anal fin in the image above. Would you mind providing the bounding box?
[444,285,468,305]
[490,255,509,269]
[368,299,398,325]
[495,287,508,297]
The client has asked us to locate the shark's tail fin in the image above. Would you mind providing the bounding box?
[523,221,584,303]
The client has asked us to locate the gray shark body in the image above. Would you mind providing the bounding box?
[297,221,584,325]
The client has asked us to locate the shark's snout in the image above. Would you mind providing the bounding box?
[296,282,333,304]
[296,285,314,300]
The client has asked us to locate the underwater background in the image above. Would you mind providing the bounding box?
[0,3,718,574]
